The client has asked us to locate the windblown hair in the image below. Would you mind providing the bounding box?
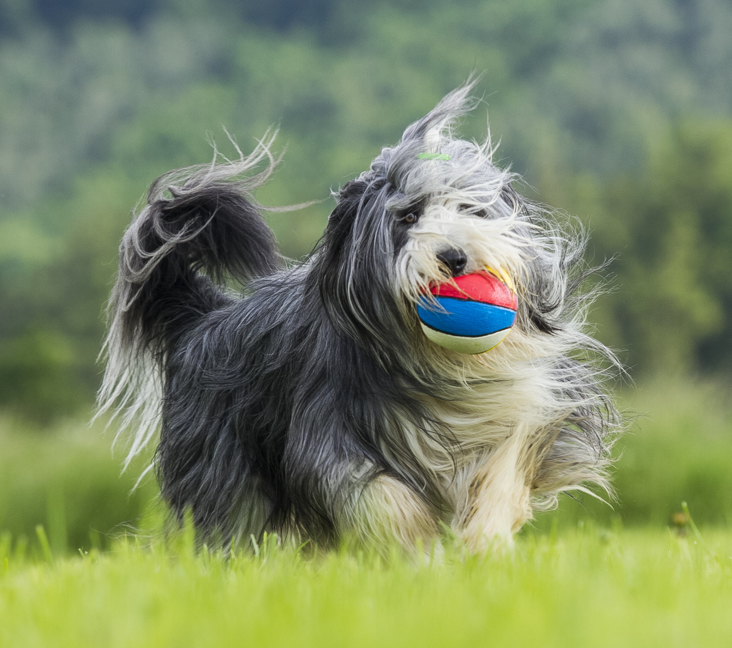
[99,84,621,554]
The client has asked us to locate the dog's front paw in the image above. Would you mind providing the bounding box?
[344,474,441,559]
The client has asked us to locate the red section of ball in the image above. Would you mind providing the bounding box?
[430,271,517,310]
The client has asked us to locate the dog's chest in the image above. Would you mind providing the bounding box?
[408,369,549,480]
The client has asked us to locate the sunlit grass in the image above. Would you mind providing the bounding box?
[1,526,731,648]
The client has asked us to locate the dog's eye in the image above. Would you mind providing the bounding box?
[404,213,418,224]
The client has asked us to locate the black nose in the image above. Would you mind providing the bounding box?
[436,248,468,277]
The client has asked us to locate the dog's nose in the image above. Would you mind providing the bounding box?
[436,248,468,277]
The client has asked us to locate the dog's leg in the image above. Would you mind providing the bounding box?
[455,425,537,552]
[341,472,441,559]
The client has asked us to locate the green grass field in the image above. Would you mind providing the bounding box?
[1,527,731,647]
[1,378,731,646]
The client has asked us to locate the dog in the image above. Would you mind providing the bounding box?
[98,84,620,555]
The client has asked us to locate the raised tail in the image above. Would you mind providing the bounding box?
[97,134,282,466]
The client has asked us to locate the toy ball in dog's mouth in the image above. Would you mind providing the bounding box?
[417,269,518,354]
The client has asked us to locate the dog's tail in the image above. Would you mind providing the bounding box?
[97,133,282,467]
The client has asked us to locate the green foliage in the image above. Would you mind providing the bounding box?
[1,527,732,647]
[528,379,732,530]
[0,329,83,421]
[0,416,158,553]
[546,120,732,375]
[1,0,732,417]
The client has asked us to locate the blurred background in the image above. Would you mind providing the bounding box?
[1,0,731,553]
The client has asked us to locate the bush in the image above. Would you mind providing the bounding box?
[0,415,158,553]
[530,378,732,532]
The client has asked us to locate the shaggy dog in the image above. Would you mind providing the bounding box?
[99,84,620,555]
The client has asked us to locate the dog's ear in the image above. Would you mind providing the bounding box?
[312,177,407,354]
[315,180,368,297]
[326,180,368,232]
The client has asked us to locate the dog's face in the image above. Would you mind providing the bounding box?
[387,146,527,309]
[314,86,552,360]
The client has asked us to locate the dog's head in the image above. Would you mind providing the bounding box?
[313,84,578,364]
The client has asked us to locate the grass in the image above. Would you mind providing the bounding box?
[1,526,731,647]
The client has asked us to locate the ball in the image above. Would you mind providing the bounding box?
[417,270,518,354]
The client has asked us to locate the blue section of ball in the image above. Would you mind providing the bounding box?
[417,296,516,337]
